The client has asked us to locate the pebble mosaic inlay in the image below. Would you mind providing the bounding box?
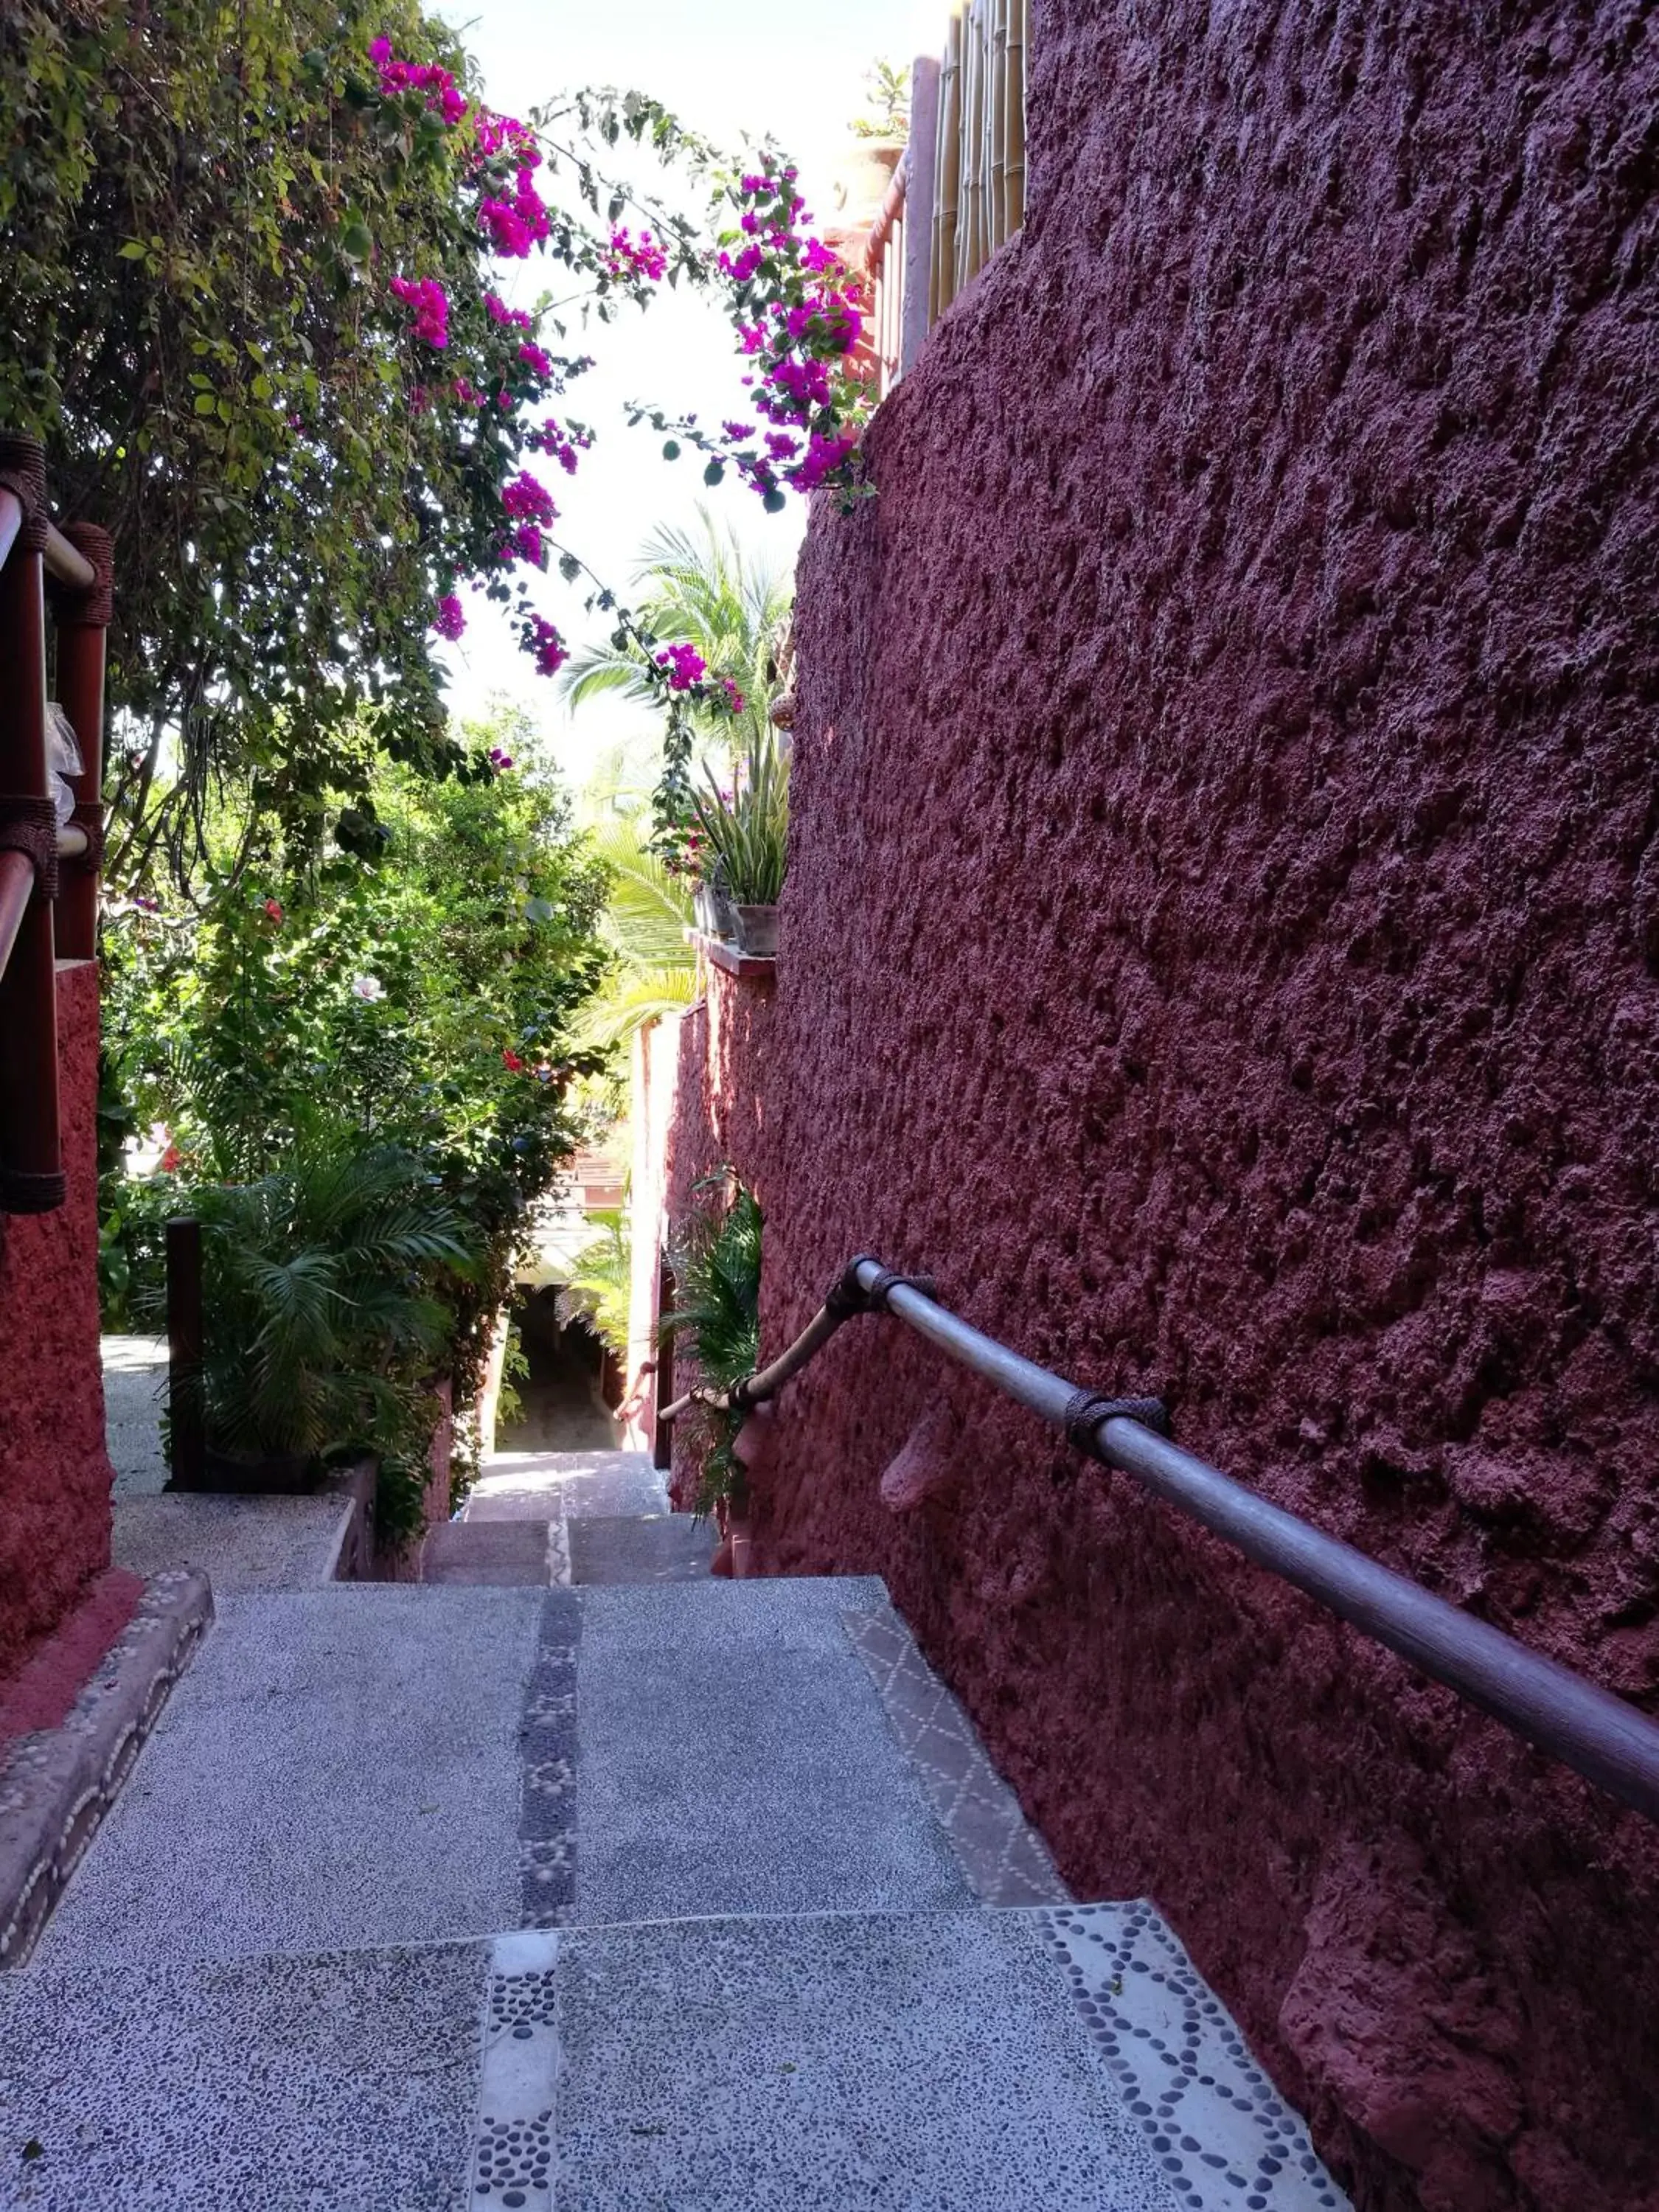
[471,1932,561,2211]
[843,1606,1071,1907]
[517,1590,581,1927]
[1043,1905,1352,2211]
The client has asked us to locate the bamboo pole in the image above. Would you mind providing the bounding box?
[1008,0,1029,234]
[990,0,1010,254]
[903,55,942,368]
[932,10,964,322]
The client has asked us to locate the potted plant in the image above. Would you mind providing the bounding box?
[689,729,787,959]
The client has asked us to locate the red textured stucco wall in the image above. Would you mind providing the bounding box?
[667,7,1659,2208]
[0,960,114,1685]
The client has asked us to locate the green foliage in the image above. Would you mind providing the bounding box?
[574,818,696,1049]
[689,726,788,905]
[851,60,911,142]
[184,1129,476,1486]
[661,1175,762,1516]
[0,2,714,886]
[100,715,613,1484]
[565,1208,631,1360]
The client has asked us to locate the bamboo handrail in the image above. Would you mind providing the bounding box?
[44,524,95,593]
[662,1254,1659,1826]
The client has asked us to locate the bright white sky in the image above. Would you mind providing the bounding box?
[431,0,942,791]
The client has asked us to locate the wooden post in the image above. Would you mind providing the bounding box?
[0,439,64,1217]
[903,56,942,374]
[48,524,112,964]
[933,11,964,324]
[167,1216,206,1490]
[653,1254,675,1474]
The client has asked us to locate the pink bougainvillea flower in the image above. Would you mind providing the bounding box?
[502,470,557,526]
[262,898,284,923]
[518,341,554,380]
[604,227,667,283]
[389,274,449,348]
[526,615,568,678]
[511,523,545,566]
[655,642,706,692]
[433,594,466,640]
[722,420,756,442]
[720,678,745,714]
[484,291,533,330]
[489,745,516,771]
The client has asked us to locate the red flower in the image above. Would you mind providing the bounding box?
[159,1144,181,1174]
[262,899,284,923]
[501,1048,525,1072]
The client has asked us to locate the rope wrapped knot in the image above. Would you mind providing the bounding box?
[52,521,115,629]
[0,1166,68,1217]
[1060,1389,1171,1458]
[825,1256,939,1321]
[71,801,105,873]
[0,796,59,901]
[0,433,49,554]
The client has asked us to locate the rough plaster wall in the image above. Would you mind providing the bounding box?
[0,961,115,1684]
[668,5,1659,2208]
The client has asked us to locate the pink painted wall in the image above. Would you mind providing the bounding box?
[665,7,1659,2208]
[0,960,114,1686]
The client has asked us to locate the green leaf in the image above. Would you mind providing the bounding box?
[338,221,372,262]
[194,392,218,415]
[117,239,147,260]
[662,439,681,460]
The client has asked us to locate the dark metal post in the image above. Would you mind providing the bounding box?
[653,1255,675,1472]
[0,440,64,1215]
[167,1217,205,1490]
[48,523,113,964]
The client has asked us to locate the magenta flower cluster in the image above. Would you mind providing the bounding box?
[655,643,707,691]
[527,421,590,476]
[432,594,466,641]
[391,275,450,349]
[527,616,568,678]
[369,35,467,125]
[484,291,533,331]
[605,228,667,283]
[502,470,557,526]
[476,114,549,260]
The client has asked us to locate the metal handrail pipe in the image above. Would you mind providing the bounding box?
[663,1251,1659,1823]
[0,850,32,984]
[866,1262,1659,1826]
[43,524,94,591]
[55,824,88,858]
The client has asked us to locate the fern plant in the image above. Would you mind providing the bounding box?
[661,1175,762,1516]
[178,1128,479,1534]
[564,1207,632,1360]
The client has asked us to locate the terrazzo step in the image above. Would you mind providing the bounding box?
[465,1448,667,1523]
[28,1585,545,1969]
[567,1510,714,1584]
[0,1907,1350,2212]
[423,1518,557,1586]
[570,1577,978,1924]
[472,1905,1349,2212]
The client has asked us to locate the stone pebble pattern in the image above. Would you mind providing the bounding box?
[0,1570,212,1966]
[472,1933,560,2211]
[1043,1905,1352,2212]
[517,1590,580,1930]
[843,1605,1071,1906]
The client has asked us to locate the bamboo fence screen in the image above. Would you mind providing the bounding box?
[864,4,1029,394]
[928,0,1029,324]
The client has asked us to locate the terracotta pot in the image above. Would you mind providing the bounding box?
[734,904,779,958]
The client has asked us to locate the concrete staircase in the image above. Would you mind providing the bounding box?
[0,1449,1349,2211]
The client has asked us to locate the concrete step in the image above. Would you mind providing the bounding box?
[27,1585,543,1969]
[473,1907,1351,2212]
[465,1447,667,1522]
[0,1906,1349,2210]
[423,1518,557,1586]
[568,1511,713,1583]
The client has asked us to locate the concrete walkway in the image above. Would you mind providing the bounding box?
[1,1433,1349,2212]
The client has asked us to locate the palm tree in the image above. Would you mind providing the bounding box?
[572,817,698,1050]
[559,507,793,758]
